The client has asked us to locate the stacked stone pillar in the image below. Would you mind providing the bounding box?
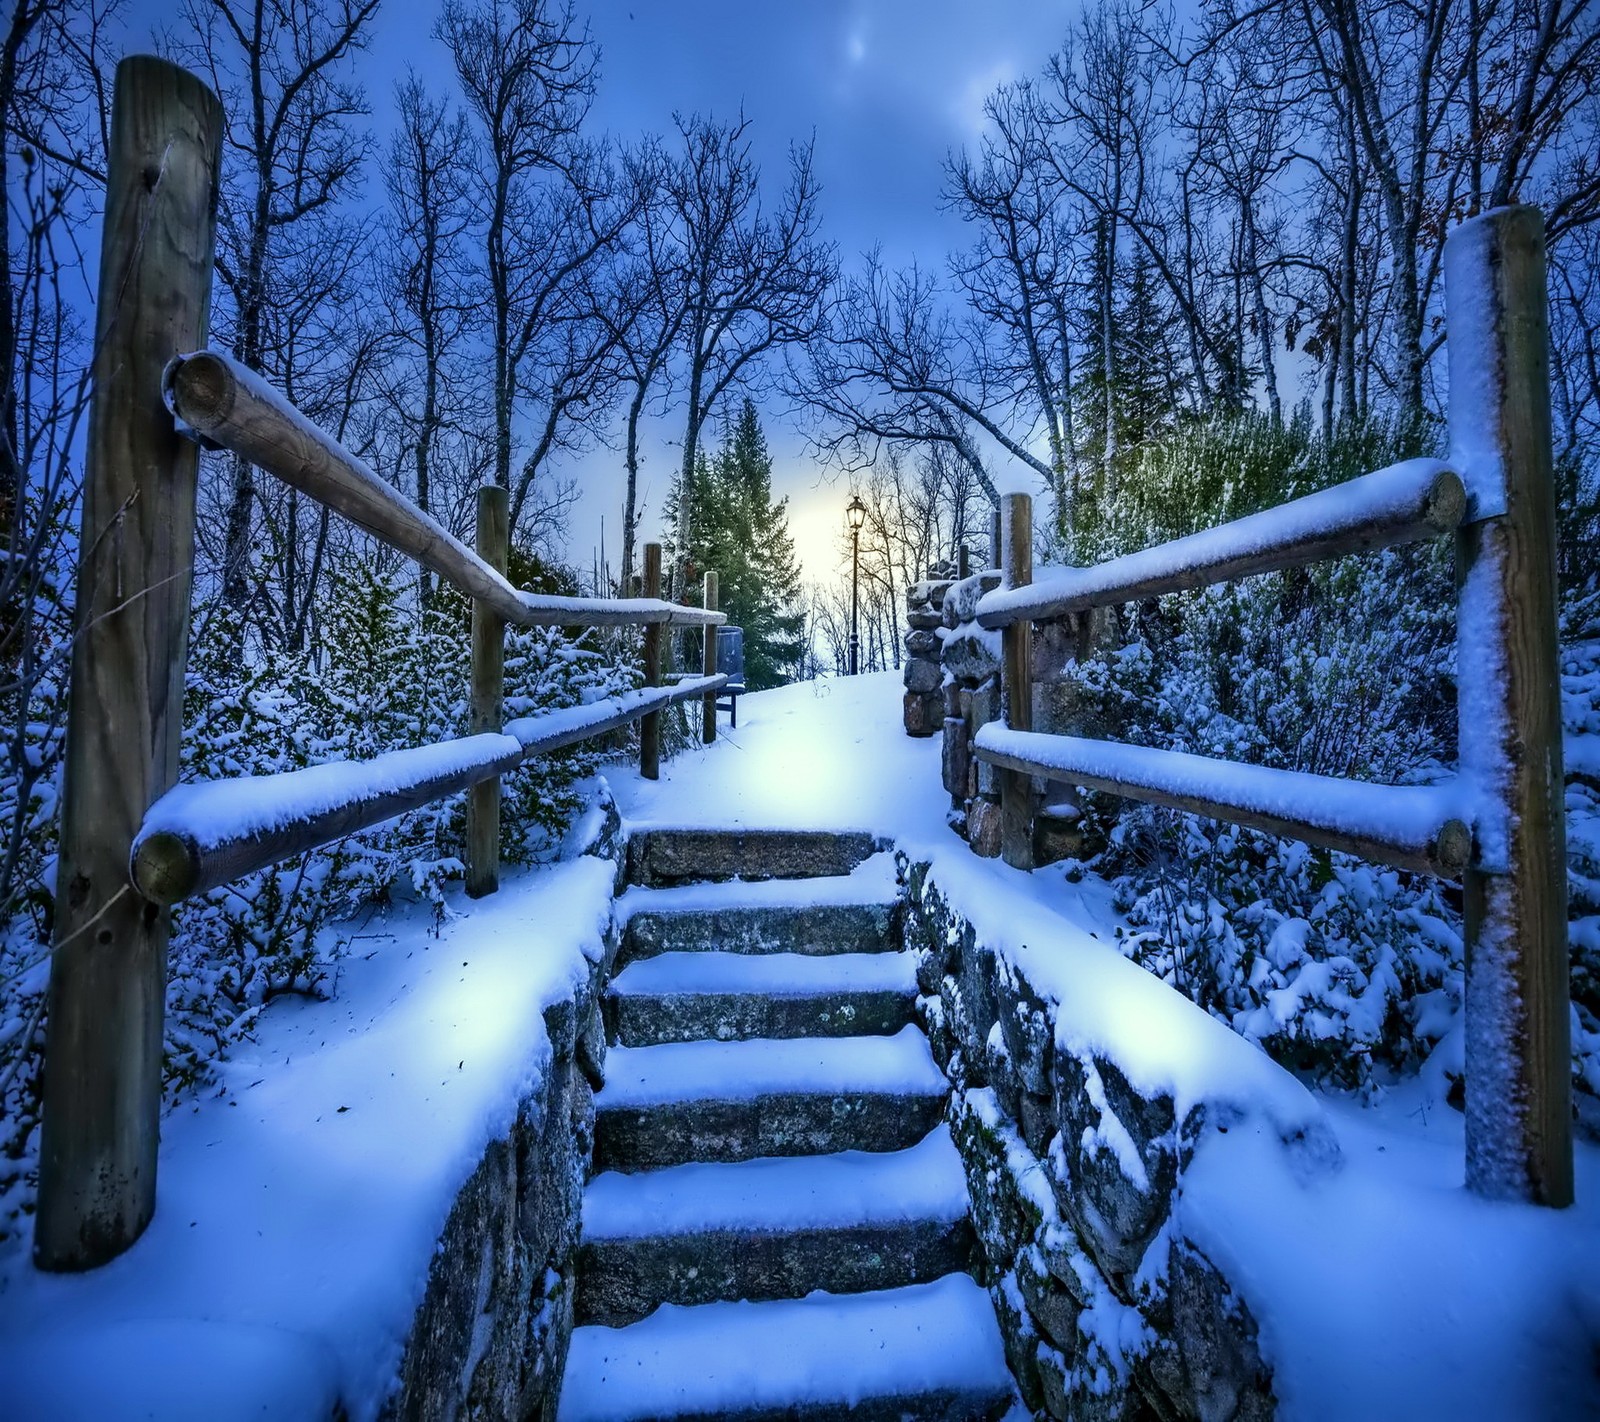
[901,561,958,737]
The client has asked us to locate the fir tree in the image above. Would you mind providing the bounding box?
[669,399,806,690]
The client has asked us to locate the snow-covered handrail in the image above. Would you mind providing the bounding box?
[131,676,727,905]
[164,351,724,630]
[973,726,1471,878]
[975,457,1465,630]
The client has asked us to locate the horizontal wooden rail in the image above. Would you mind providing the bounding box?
[164,351,724,629]
[972,725,1471,878]
[976,457,1465,629]
[131,676,727,905]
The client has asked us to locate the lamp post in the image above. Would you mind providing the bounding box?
[846,493,866,675]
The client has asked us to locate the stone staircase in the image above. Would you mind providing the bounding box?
[557,829,1015,1422]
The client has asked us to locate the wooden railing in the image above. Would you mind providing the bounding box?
[974,204,1571,1209]
[34,57,728,1271]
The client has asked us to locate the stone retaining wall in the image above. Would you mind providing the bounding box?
[383,811,623,1421]
[900,855,1276,1422]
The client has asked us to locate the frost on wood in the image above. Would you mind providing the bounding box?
[976,457,1464,628]
[1442,212,1509,518]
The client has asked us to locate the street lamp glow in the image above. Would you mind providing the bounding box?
[846,493,867,532]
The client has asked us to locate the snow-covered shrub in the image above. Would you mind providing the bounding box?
[1562,586,1600,1109]
[1077,549,1460,1091]
[1053,413,1478,1091]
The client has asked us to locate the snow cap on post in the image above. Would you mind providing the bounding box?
[1444,204,1572,1208]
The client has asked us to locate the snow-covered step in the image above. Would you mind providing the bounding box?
[618,857,902,964]
[576,1125,976,1324]
[606,949,918,1045]
[558,1274,1015,1422]
[625,826,886,888]
[593,1026,947,1170]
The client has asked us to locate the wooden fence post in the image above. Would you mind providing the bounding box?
[999,492,1036,871]
[1445,204,1572,1206]
[640,543,663,779]
[35,57,222,1270]
[466,483,509,898]
[702,571,719,744]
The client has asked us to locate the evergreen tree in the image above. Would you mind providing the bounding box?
[669,399,806,690]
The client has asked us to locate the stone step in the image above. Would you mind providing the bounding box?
[576,1125,976,1325]
[606,950,918,1045]
[592,1027,947,1171]
[625,827,885,888]
[616,856,902,966]
[558,1274,1015,1422]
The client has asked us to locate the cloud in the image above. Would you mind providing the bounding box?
[951,59,1016,139]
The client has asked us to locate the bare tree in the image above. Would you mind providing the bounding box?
[662,112,834,596]
[601,140,686,589]
[440,0,638,539]
[172,0,382,614]
[946,81,1084,535]
[384,73,475,599]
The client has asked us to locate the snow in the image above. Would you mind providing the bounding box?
[505,676,726,754]
[976,456,1460,627]
[581,1124,967,1240]
[137,730,524,855]
[9,669,1597,1420]
[1443,211,1509,518]
[609,949,917,999]
[609,676,951,834]
[0,852,617,1422]
[973,724,1467,866]
[596,1025,945,1108]
[558,1275,1012,1422]
[614,848,901,921]
[1182,1086,1600,1420]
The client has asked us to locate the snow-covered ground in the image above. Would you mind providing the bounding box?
[2,671,1596,1420]
[0,823,618,1421]
[620,672,1600,1421]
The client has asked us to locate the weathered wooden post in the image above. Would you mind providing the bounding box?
[702,571,719,744]
[999,492,1036,871]
[35,57,222,1270]
[640,542,663,779]
[466,482,509,898]
[1445,204,1572,1206]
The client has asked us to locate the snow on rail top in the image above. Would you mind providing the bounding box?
[137,682,720,855]
[596,1026,945,1108]
[977,456,1459,626]
[580,1124,967,1239]
[973,725,1466,855]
